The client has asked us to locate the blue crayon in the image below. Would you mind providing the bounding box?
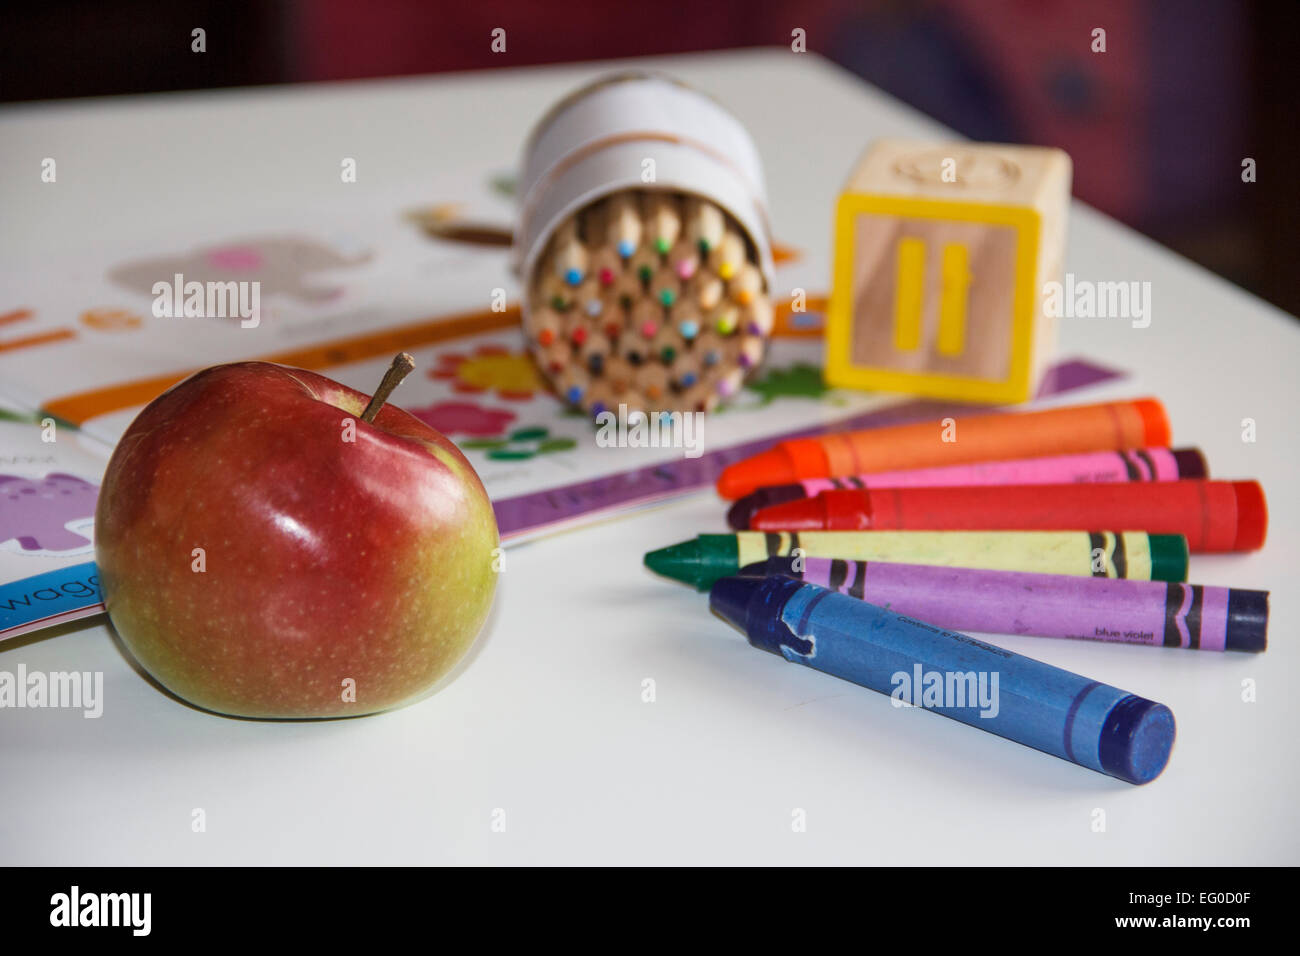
[709,576,1176,784]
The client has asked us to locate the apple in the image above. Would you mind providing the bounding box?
[94,354,499,718]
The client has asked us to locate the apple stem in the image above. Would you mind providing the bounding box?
[360,352,416,423]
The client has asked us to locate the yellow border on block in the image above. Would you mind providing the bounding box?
[826,194,1041,404]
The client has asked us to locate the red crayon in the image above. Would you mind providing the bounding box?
[750,479,1268,553]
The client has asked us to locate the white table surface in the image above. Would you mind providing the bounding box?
[2,49,1297,865]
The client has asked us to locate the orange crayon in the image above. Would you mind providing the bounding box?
[716,397,1172,500]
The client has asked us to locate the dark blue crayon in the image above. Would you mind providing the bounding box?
[709,575,1176,784]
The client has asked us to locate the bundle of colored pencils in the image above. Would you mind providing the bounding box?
[525,190,771,416]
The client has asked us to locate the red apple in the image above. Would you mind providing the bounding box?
[94,355,499,718]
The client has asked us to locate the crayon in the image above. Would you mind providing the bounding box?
[726,447,1209,529]
[750,479,1268,553]
[740,558,1267,652]
[709,576,1176,783]
[716,397,1173,500]
[606,194,642,259]
[644,530,1187,591]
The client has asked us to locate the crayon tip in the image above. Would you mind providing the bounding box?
[726,484,805,529]
[709,574,804,638]
[1232,480,1268,550]
[644,535,736,590]
[707,575,762,630]
[750,497,826,531]
[716,448,799,500]
[1135,398,1171,447]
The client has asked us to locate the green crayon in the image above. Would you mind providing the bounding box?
[643,531,1188,591]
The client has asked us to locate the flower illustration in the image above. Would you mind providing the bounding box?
[408,400,517,438]
[459,426,577,461]
[429,345,543,401]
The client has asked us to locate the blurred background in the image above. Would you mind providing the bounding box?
[2,0,1296,317]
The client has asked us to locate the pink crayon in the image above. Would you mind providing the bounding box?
[725,447,1205,530]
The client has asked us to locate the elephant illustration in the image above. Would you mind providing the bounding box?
[109,236,373,308]
[0,473,99,553]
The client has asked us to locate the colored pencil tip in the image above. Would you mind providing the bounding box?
[678,320,699,339]
[656,238,670,254]
[659,289,676,306]
[564,268,583,286]
[599,267,616,286]
[716,448,796,500]
[618,241,635,258]
[565,385,584,403]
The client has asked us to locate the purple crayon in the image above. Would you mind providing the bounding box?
[740,557,1267,652]
[726,447,1206,530]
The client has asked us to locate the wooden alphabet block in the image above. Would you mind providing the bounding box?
[826,140,1072,404]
